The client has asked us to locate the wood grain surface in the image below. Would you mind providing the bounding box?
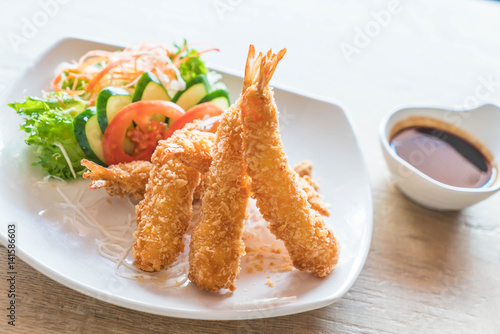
[1,0,500,333]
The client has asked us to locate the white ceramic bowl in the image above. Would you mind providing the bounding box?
[379,104,500,211]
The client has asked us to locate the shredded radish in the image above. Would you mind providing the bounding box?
[242,199,293,274]
[51,43,216,104]
[52,142,76,179]
[46,181,191,286]
[39,174,67,185]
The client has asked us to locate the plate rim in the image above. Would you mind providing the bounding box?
[0,36,373,320]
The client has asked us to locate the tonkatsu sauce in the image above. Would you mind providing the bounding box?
[390,126,494,188]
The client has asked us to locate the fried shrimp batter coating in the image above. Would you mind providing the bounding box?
[188,103,251,292]
[82,159,151,200]
[133,126,213,272]
[134,159,199,271]
[82,125,329,218]
[294,160,313,178]
[187,47,261,292]
[158,123,215,174]
[293,162,330,217]
[81,125,215,201]
[240,48,339,277]
[82,156,329,216]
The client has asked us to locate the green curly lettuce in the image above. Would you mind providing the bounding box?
[179,51,207,83]
[173,40,208,83]
[9,94,89,179]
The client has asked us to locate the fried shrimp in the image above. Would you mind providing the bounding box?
[240,47,339,277]
[82,139,329,221]
[158,122,215,174]
[82,156,329,216]
[187,105,250,291]
[81,125,215,201]
[187,46,261,292]
[133,125,214,272]
[82,159,151,200]
[134,159,199,272]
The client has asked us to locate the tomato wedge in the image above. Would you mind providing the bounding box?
[165,102,224,138]
[102,100,184,165]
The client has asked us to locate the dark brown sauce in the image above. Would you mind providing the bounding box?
[390,126,494,188]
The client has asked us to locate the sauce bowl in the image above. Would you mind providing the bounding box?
[379,104,500,211]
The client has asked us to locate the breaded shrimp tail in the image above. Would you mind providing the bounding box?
[133,126,213,272]
[240,48,339,277]
[82,159,152,200]
[188,47,258,292]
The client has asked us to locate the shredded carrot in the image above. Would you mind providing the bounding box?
[86,58,131,94]
[71,75,80,91]
[55,95,66,108]
[78,56,109,72]
[77,50,114,65]
[54,89,85,96]
[51,73,62,91]
[172,43,190,67]
[179,48,220,63]
[50,43,218,101]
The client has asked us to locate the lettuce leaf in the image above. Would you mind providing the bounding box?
[9,94,89,179]
[173,40,208,83]
[179,50,207,83]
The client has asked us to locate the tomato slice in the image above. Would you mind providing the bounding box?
[102,100,184,165]
[165,102,224,138]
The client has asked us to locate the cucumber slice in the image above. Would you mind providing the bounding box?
[199,89,230,110]
[74,107,106,165]
[132,72,170,102]
[133,72,170,123]
[96,87,132,133]
[172,75,209,111]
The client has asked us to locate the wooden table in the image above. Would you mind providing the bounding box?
[1,0,500,332]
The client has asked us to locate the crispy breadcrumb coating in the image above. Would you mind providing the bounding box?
[132,127,210,272]
[133,159,199,272]
[158,123,215,174]
[82,157,329,216]
[81,126,214,201]
[82,122,328,216]
[240,48,339,277]
[82,159,151,200]
[188,99,251,292]
[293,160,313,178]
[187,47,264,292]
[83,157,329,218]
[293,161,330,217]
[297,175,330,217]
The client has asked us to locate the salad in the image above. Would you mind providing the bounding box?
[9,41,229,179]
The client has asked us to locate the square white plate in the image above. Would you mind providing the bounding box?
[0,37,372,320]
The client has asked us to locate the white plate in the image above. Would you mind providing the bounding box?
[0,37,372,320]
